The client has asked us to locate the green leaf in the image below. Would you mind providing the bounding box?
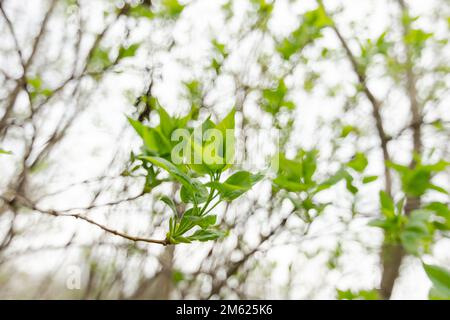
[127,116,147,137]
[128,117,172,156]
[405,29,433,56]
[216,107,235,133]
[183,214,217,229]
[140,156,188,184]
[118,43,140,60]
[186,228,226,242]
[173,207,198,236]
[362,175,378,184]
[276,6,331,60]
[405,169,432,197]
[380,191,395,218]
[273,151,319,192]
[212,39,227,56]
[368,218,390,229]
[208,171,263,201]
[179,182,208,204]
[187,109,235,174]
[426,202,450,230]
[173,208,216,237]
[423,263,450,299]
[26,76,53,100]
[428,184,448,195]
[301,149,318,185]
[0,149,12,155]
[187,118,216,175]
[401,210,432,255]
[344,174,358,194]
[162,0,185,17]
[261,79,294,115]
[348,152,368,173]
[429,286,450,300]
[340,125,358,138]
[27,77,42,90]
[139,156,207,203]
[127,4,155,20]
[172,270,185,284]
[277,153,302,181]
[272,176,308,192]
[157,104,177,138]
[160,196,177,215]
[88,47,112,72]
[337,289,380,300]
[214,107,236,170]
[316,168,348,192]
[388,159,449,197]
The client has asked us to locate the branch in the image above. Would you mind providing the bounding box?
[41,190,148,213]
[2,195,168,246]
[379,0,424,300]
[0,0,57,136]
[0,2,24,64]
[323,5,393,196]
[207,210,294,298]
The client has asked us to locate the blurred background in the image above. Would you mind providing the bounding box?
[0,0,449,299]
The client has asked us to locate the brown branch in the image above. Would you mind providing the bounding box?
[0,2,24,64]
[329,22,393,197]
[321,3,413,299]
[0,0,57,136]
[207,210,293,299]
[380,0,424,300]
[2,195,168,246]
[27,10,125,170]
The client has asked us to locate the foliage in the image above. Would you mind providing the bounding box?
[128,106,262,244]
[0,149,12,155]
[277,6,332,60]
[261,79,295,115]
[423,263,450,300]
[1,0,449,300]
[388,158,449,198]
[337,289,380,300]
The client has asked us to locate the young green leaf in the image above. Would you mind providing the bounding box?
[157,104,177,138]
[362,175,378,184]
[118,43,140,60]
[0,149,12,155]
[160,195,178,215]
[401,210,433,255]
[139,156,207,203]
[208,171,263,201]
[127,4,155,20]
[348,152,368,173]
[423,263,450,299]
[128,117,171,156]
[186,228,226,242]
[379,191,395,217]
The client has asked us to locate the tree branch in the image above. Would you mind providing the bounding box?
[2,195,168,246]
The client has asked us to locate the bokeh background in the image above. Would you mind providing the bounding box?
[0,0,449,299]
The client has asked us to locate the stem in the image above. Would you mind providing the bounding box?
[200,172,221,215]
[200,191,219,216]
[202,199,221,216]
[7,195,169,246]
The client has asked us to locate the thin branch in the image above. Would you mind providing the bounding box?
[0,0,57,136]
[322,5,393,197]
[207,209,294,298]
[0,2,24,64]
[43,190,147,213]
[2,195,168,246]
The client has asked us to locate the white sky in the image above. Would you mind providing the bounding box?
[0,0,449,299]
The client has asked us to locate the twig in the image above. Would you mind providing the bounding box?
[2,195,169,246]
